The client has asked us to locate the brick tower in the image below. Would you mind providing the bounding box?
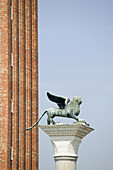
[0,0,38,169]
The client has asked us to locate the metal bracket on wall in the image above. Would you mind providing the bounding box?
[11,99,13,113]
[11,146,13,161]
[10,6,13,20]
[11,53,13,67]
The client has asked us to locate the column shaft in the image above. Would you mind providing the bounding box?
[55,156,77,170]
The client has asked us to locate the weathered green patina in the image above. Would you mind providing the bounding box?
[26,93,85,131]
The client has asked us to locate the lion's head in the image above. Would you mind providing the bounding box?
[70,96,82,105]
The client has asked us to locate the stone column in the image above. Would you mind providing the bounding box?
[39,122,94,170]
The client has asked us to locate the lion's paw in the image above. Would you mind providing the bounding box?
[78,118,85,123]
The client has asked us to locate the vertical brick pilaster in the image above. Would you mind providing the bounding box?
[12,0,19,169]
[7,0,12,169]
[32,0,38,169]
[0,0,11,169]
[18,0,26,169]
[0,0,38,169]
[25,0,32,169]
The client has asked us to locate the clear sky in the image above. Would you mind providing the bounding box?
[39,0,113,169]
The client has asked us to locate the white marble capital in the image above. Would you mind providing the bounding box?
[51,136,81,159]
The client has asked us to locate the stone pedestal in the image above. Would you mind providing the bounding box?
[39,122,94,170]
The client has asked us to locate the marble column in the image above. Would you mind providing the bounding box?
[39,122,94,170]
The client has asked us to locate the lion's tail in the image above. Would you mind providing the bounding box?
[25,111,47,131]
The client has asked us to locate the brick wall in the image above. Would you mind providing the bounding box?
[0,1,12,169]
[0,0,38,169]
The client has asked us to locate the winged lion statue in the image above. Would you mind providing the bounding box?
[26,92,85,131]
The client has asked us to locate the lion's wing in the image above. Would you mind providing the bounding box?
[47,92,70,109]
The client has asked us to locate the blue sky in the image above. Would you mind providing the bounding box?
[39,0,113,169]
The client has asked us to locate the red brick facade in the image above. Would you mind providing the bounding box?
[0,0,38,169]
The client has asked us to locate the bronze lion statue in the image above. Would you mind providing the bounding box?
[26,92,85,131]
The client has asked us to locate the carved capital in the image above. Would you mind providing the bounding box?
[51,136,81,160]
